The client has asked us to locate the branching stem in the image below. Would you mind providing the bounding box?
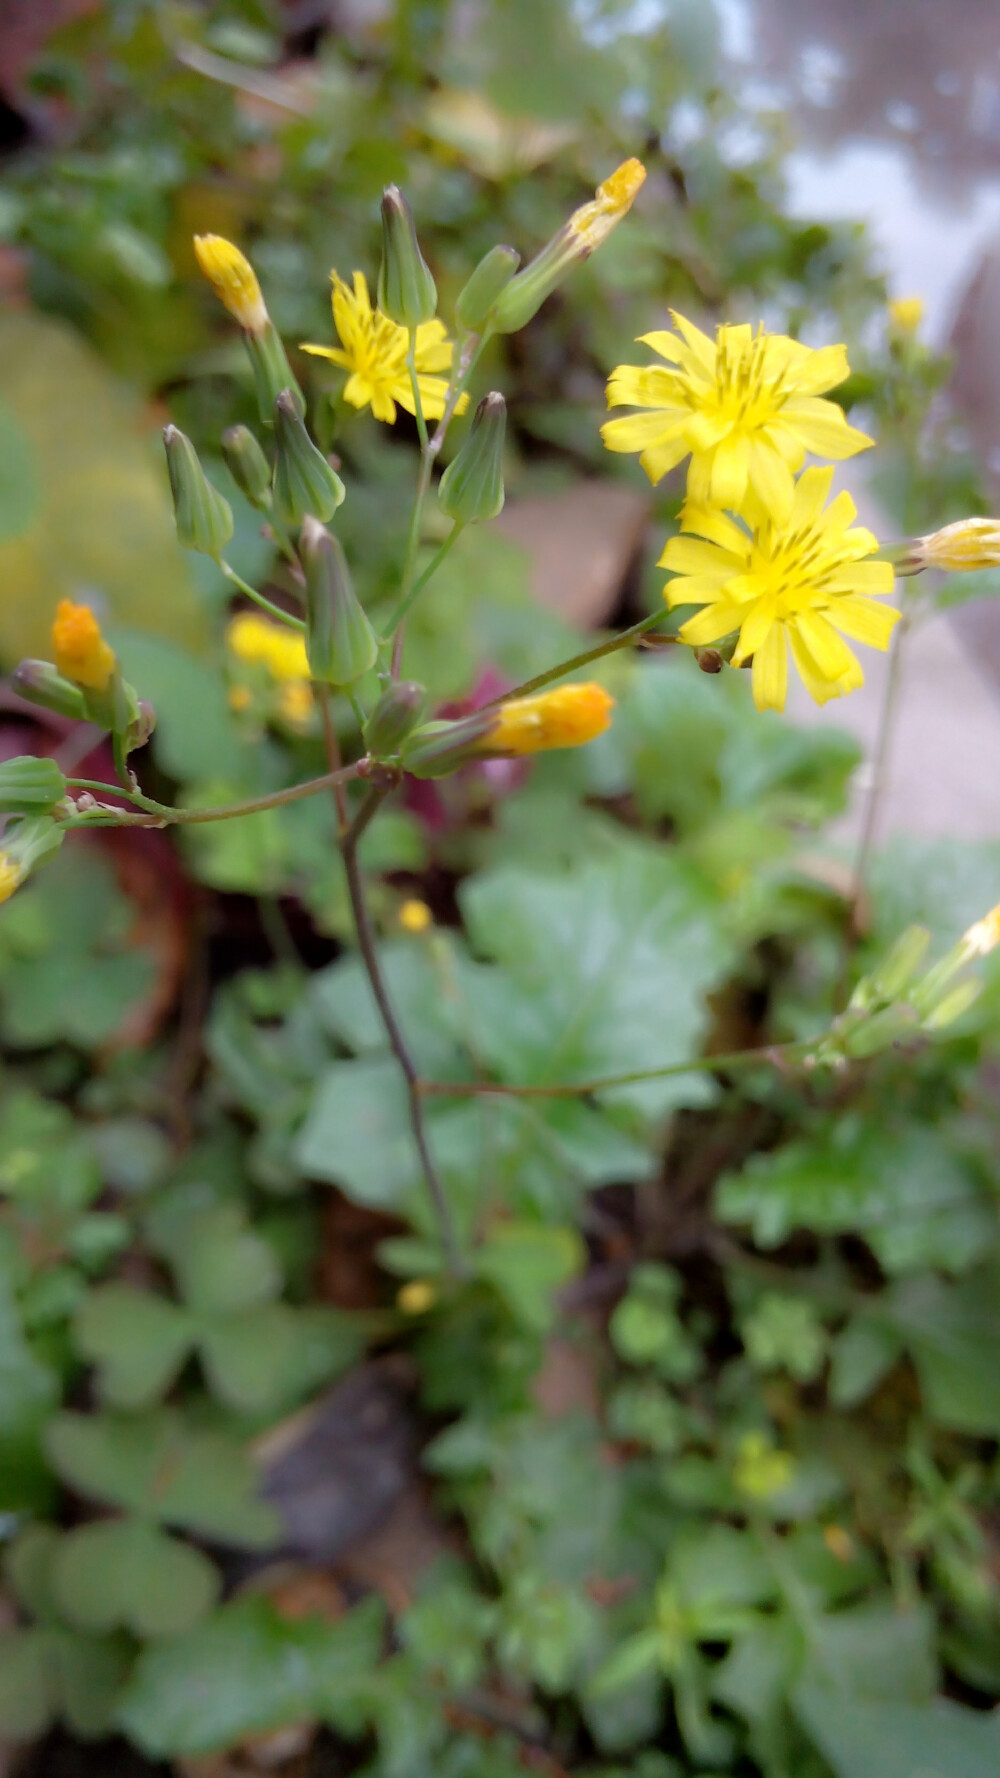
[339,784,463,1275]
[418,1041,810,1101]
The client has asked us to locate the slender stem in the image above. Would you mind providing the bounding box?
[850,606,913,928]
[340,785,463,1275]
[390,333,484,679]
[222,561,306,631]
[67,777,142,799]
[480,608,676,709]
[385,522,464,633]
[407,334,429,453]
[317,684,349,833]
[66,762,366,828]
[418,1041,810,1100]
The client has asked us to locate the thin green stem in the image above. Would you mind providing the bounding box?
[385,522,464,633]
[221,561,306,631]
[65,761,366,829]
[480,608,676,709]
[67,777,142,800]
[407,333,429,453]
[418,1041,810,1101]
[849,604,913,929]
[339,786,463,1276]
[390,332,485,679]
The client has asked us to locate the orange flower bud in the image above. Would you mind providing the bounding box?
[51,599,116,693]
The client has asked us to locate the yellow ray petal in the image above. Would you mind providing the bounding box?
[750,624,788,711]
[826,594,900,650]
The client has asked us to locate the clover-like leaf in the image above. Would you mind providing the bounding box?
[51,1520,218,1639]
[45,1410,280,1548]
[160,1203,281,1317]
[74,1284,195,1408]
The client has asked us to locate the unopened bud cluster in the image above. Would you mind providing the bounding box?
[810,904,1000,1068]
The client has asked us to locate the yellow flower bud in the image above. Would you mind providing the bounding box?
[193,234,269,335]
[912,517,1000,572]
[959,901,1000,959]
[399,899,432,934]
[484,682,615,755]
[51,600,116,693]
[888,295,923,333]
[489,159,646,335]
[568,157,647,252]
[0,853,23,905]
[397,1279,437,1315]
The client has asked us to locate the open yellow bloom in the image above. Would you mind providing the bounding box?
[301,272,467,425]
[193,235,268,335]
[0,854,22,905]
[52,599,116,693]
[486,683,615,754]
[660,466,897,712]
[227,612,309,683]
[602,313,872,519]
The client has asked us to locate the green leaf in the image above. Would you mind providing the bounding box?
[795,1687,1000,1778]
[110,631,243,784]
[0,1256,59,1511]
[295,1054,418,1206]
[45,1410,281,1547]
[0,849,157,1050]
[0,311,207,663]
[51,1520,218,1639]
[165,1203,281,1317]
[828,1315,903,1408]
[74,1284,194,1408]
[716,1120,993,1274]
[460,848,732,1117]
[199,1302,314,1413]
[0,1630,53,1741]
[117,1594,384,1757]
[886,1269,1000,1435]
[474,1221,585,1332]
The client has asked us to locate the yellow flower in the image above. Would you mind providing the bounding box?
[301,272,468,426]
[399,898,432,933]
[911,516,1000,573]
[397,1279,437,1315]
[277,681,314,727]
[228,684,253,713]
[0,854,22,905]
[52,599,116,692]
[226,612,310,683]
[486,682,615,754]
[193,234,268,335]
[602,312,873,519]
[888,295,924,333]
[660,465,897,712]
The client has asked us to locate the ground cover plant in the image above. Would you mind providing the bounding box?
[3,5,1000,1777]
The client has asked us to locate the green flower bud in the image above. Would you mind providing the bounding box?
[377,185,437,328]
[0,756,67,816]
[438,392,506,524]
[455,245,520,334]
[400,712,494,779]
[245,320,304,426]
[163,426,234,557]
[11,660,87,722]
[922,977,983,1031]
[364,681,426,759]
[843,1002,920,1059]
[126,700,157,755]
[2,814,64,884]
[222,425,272,510]
[272,390,346,527]
[489,159,645,335]
[869,924,931,1003]
[300,516,377,687]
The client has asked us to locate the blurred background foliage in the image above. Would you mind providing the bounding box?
[1,3,1000,1777]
